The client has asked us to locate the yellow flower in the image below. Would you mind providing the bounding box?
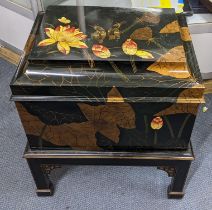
[38,25,88,55]
[58,17,71,24]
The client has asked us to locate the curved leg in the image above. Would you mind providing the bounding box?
[168,161,192,199]
[27,159,54,196]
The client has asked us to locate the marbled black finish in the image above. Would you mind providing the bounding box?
[11,6,204,151]
[11,7,203,99]
[16,100,197,150]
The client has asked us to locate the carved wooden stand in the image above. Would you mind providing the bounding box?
[24,143,194,199]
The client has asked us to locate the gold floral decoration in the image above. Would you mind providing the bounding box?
[92,44,111,58]
[122,39,138,55]
[122,39,154,59]
[58,17,71,24]
[151,117,163,130]
[38,25,88,55]
[91,25,107,43]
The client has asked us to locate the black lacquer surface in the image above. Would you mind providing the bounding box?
[29,6,182,61]
[11,6,204,151]
[11,7,203,100]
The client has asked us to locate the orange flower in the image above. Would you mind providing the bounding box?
[151,117,163,130]
[122,39,137,55]
[38,25,88,55]
[92,44,111,58]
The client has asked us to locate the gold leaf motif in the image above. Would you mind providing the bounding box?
[160,21,180,34]
[16,103,45,136]
[43,122,97,148]
[155,103,199,116]
[107,87,124,102]
[180,27,192,42]
[136,50,154,59]
[78,88,135,143]
[16,103,98,150]
[155,88,203,116]
[138,12,160,24]
[16,88,135,149]
[147,46,191,79]
[176,87,204,99]
[130,27,152,40]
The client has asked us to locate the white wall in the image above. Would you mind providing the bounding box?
[0,5,33,50]
[191,33,212,78]
[188,14,212,78]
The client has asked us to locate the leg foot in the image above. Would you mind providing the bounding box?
[27,159,54,196]
[167,185,184,199]
[167,161,191,199]
[36,182,54,196]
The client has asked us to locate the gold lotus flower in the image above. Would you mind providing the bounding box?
[58,17,71,24]
[122,39,137,55]
[92,44,111,58]
[38,25,88,55]
[151,117,163,130]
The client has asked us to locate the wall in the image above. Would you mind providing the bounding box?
[0,5,33,51]
[191,33,212,79]
[188,14,212,79]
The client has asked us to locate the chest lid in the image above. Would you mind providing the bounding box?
[11,5,204,101]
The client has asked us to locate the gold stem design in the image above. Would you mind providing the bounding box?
[109,61,129,82]
[143,49,164,57]
[177,114,191,139]
[39,124,47,149]
[121,20,139,34]
[47,50,59,54]
[164,116,175,139]
[144,115,148,141]
[130,55,137,73]
[83,49,95,68]
[151,39,167,53]
[154,131,157,145]
[45,23,55,28]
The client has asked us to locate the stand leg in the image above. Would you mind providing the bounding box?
[27,159,54,196]
[168,161,192,199]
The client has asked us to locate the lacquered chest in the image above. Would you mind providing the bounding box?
[11,6,204,151]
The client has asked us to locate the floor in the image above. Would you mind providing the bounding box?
[0,58,212,210]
